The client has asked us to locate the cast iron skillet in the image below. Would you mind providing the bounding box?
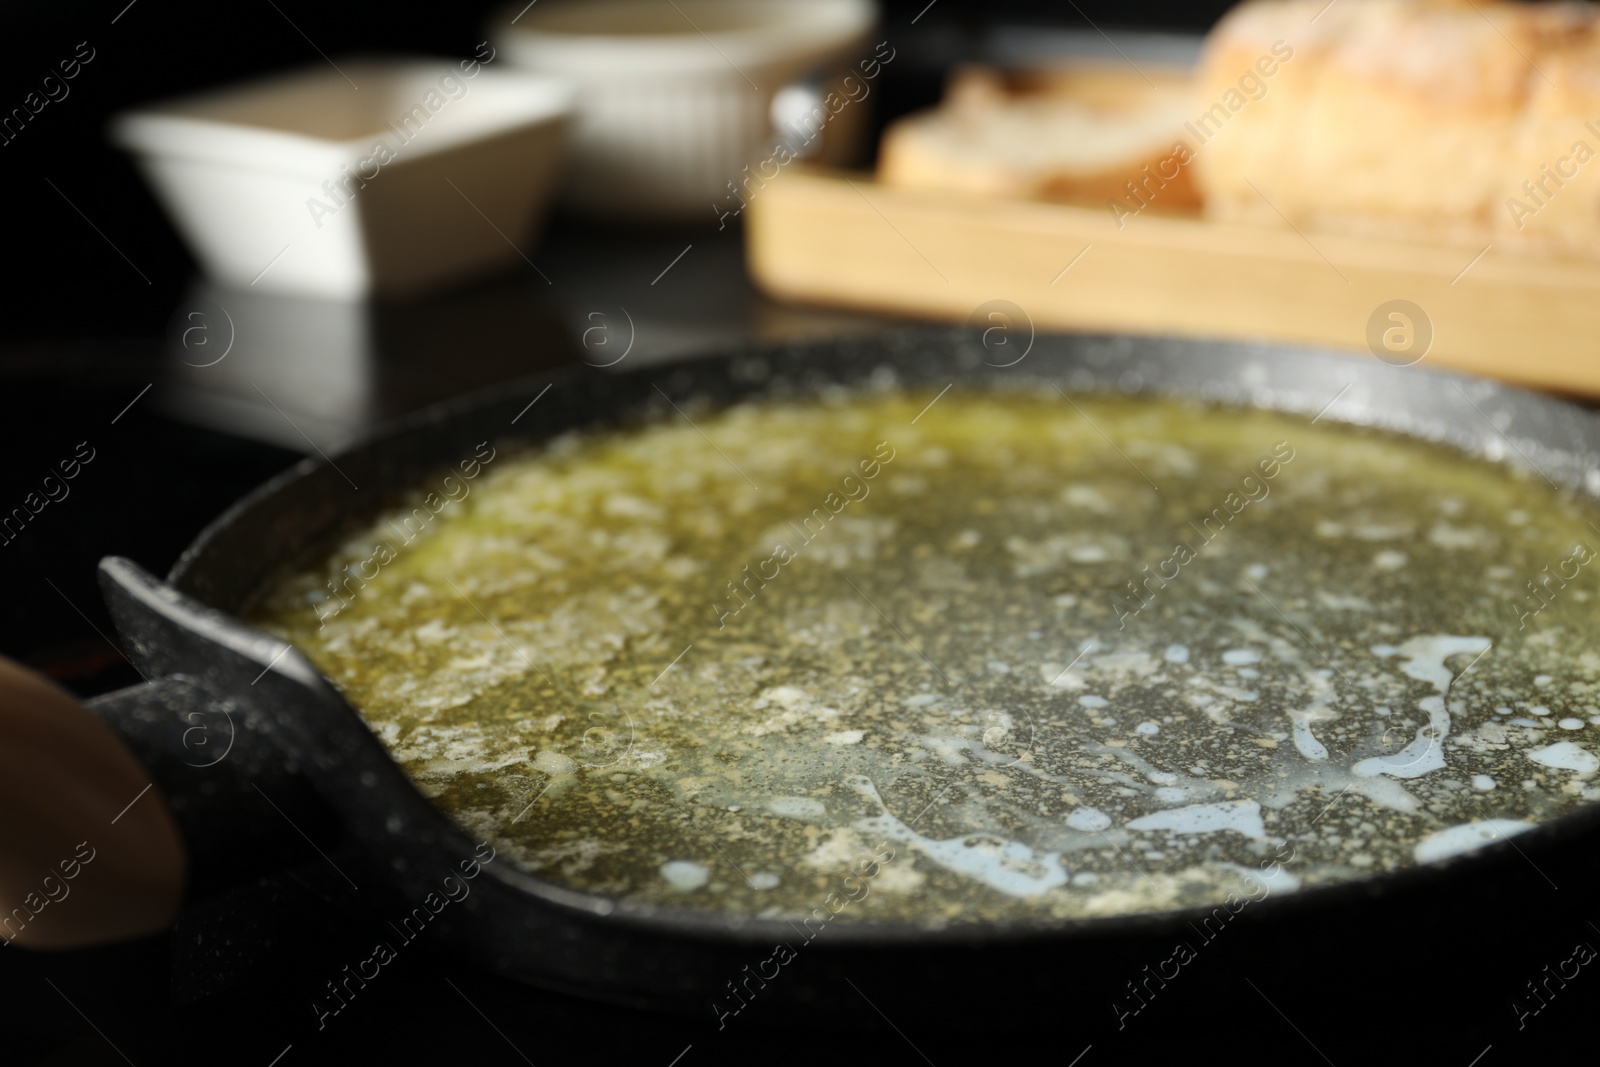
[89,328,1600,1034]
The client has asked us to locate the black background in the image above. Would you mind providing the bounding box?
[3,2,1592,1065]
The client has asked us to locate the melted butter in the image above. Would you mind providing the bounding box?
[250,390,1600,924]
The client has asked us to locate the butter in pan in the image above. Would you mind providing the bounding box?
[250,389,1600,925]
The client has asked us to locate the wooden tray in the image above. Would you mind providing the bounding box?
[746,167,1600,398]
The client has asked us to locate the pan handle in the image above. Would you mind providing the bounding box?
[88,675,336,898]
[92,557,348,899]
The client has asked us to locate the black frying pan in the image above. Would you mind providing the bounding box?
[88,328,1600,1045]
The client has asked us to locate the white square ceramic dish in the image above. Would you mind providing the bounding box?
[112,58,574,299]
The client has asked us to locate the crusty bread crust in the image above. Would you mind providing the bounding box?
[1196,0,1600,253]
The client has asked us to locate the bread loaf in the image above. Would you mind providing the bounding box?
[878,64,1202,211]
[1194,0,1600,253]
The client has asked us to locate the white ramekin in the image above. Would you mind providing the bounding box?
[111,58,574,299]
[494,0,876,221]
